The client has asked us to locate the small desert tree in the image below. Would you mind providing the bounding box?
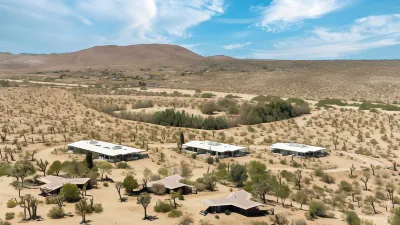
[115,182,123,202]
[170,190,181,208]
[137,193,151,220]
[294,169,302,190]
[75,199,92,224]
[360,171,370,191]
[202,173,217,191]
[179,161,192,178]
[292,190,309,210]
[276,184,290,207]
[95,161,113,181]
[35,159,49,176]
[47,160,62,176]
[123,174,139,195]
[151,183,166,195]
[364,195,378,214]
[59,184,80,202]
[230,163,248,187]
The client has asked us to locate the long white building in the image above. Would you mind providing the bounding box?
[270,142,326,157]
[182,141,247,158]
[67,140,146,162]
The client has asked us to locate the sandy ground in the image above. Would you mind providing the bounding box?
[1,86,399,225]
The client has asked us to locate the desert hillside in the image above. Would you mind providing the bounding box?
[1,44,400,102]
[0,44,203,71]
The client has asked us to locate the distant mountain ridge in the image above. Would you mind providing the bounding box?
[0,44,204,70]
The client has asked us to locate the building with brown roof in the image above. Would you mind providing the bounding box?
[147,174,194,194]
[202,190,265,216]
[38,176,91,195]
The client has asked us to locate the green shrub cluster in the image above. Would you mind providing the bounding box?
[47,206,65,219]
[154,200,173,213]
[5,212,14,220]
[359,102,400,111]
[117,162,130,169]
[168,209,183,218]
[6,199,17,208]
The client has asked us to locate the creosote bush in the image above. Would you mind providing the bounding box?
[154,200,173,213]
[168,209,183,218]
[47,206,65,219]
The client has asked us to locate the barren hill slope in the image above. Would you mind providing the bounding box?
[0,44,203,71]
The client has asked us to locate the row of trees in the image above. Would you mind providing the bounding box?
[117,109,233,130]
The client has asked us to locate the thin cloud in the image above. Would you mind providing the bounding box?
[252,14,400,59]
[214,17,258,24]
[222,42,251,50]
[256,0,351,32]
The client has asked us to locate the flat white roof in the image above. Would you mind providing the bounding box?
[182,141,246,153]
[68,140,145,157]
[270,142,326,153]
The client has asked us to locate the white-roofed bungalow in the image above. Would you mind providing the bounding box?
[67,140,146,162]
[270,142,326,158]
[182,141,248,158]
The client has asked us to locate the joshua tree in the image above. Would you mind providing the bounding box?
[36,159,49,176]
[294,170,302,190]
[386,183,396,208]
[115,182,124,202]
[75,199,91,224]
[137,193,151,220]
[350,164,356,177]
[365,195,378,214]
[370,164,376,176]
[360,171,370,191]
[170,190,181,208]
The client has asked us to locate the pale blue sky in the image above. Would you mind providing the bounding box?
[1,0,400,59]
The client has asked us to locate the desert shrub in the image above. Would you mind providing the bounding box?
[251,95,281,102]
[45,196,59,204]
[224,210,231,215]
[280,170,294,182]
[194,182,206,191]
[93,203,103,213]
[103,182,109,187]
[314,168,324,177]
[179,195,184,200]
[6,199,17,208]
[293,219,307,225]
[117,162,129,169]
[0,220,11,225]
[59,183,80,202]
[206,157,214,165]
[168,209,183,218]
[178,214,194,225]
[0,163,11,177]
[225,94,241,99]
[154,200,173,213]
[316,99,347,107]
[344,211,360,225]
[200,93,216,98]
[5,212,14,220]
[132,100,154,109]
[215,215,219,219]
[191,154,196,159]
[200,101,218,115]
[151,183,166,195]
[47,206,65,219]
[321,173,335,184]
[309,201,328,218]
